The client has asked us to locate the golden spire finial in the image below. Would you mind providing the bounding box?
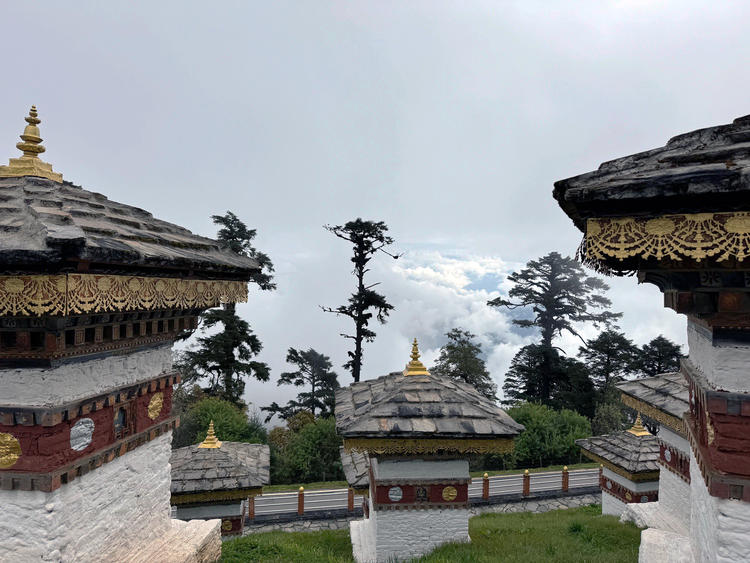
[198,420,222,449]
[403,338,430,376]
[627,412,650,436]
[0,105,62,182]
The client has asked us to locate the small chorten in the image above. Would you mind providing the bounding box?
[627,413,650,437]
[403,338,430,376]
[198,420,222,449]
[0,105,62,182]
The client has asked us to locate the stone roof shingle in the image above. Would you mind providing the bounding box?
[170,442,270,494]
[335,372,524,439]
[0,176,258,277]
[576,431,660,475]
[617,372,689,422]
[339,446,370,490]
[554,114,750,231]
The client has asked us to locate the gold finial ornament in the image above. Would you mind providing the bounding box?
[198,420,222,449]
[0,105,62,183]
[403,338,430,376]
[627,412,651,437]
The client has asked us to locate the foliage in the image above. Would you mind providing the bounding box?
[322,219,400,382]
[505,403,591,468]
[489,252,620,404]
[262,348,340,421]
[274,417,344,483]
[287,410,316,432]
[578,329,638,392]
[268,426,291,451]
[503,346,595,416]
[176,211,274,408]
[591,402,628,435]
[430,328,497,401]
[212,210,275,291]
[635,335,683,378]
[172,397,267,448]
[221,506,641,563]
[220,529,352,563]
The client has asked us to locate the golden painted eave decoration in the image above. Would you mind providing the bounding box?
[170,487,263,505]
[619,393,687,437]
[580,449,660,483]
[0,106,62,183]
[0,274,248,316]
[585,212,750,263]
[343,437,514,455]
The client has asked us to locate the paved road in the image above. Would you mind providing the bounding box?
[254,468,599,516]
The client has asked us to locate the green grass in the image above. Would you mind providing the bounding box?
[263,480,348,493]
[263,463,598,493]
[418,504,640,563]
[221,529,352,563]
[221,505,640,563]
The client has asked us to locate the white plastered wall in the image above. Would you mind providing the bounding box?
[0,433,173,562]
[687,321,750,393]
[0,344,173,408]
[602,490,627,516]
[689,457,750,563]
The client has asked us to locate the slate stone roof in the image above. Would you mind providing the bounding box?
[170,442,270,494]
[576,431,660,475]
[554,114,750,231]
[617,373,689,422]
[339,446,370,490]
[0,176,258,278]
[335,372,524,439]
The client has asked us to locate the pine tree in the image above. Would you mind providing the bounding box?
[491,252,620,405]
[635,335,682,377]
[322,219,399,382]
[430,329,497,401]
[177,211,275,408]
[578,329,638,393]
[261,348,340,421]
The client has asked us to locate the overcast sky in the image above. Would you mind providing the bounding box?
[3,2,749,419]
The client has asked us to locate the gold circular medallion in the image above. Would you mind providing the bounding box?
[147,392,164,420]
[96,277,112,291]
[0,433,21,469]
[725,215,750,234]
[127,278,142,292]
[625,491,632,501]
[442,485,458,502]
[222,519,233,531]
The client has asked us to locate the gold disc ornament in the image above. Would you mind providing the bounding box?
[442,486,458,502]
[222,520,233,531]
[147,392,164,420]
[0,433,21,469]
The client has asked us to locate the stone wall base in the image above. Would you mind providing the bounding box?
[639,529,693,563]
[118,519,221,563]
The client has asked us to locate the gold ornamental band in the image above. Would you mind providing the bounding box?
[171,487,264,505]
[619,393,687,436]
[579,450,660,483]
[585,212,750,263]
[0,274,248,316]
[342,437,514,455]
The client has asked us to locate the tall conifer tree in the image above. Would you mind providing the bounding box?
[177,212,275,408]
[322,219,399,382]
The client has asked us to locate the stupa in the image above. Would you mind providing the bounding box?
[576,414,660,517]
[555,112,750,562]
[336,339,524,562]
[617,373,692,535]
[170,421,270,536]
[0,107,258,561]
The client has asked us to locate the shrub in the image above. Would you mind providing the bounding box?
[507,402,591,468]
[172,397,267,448]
